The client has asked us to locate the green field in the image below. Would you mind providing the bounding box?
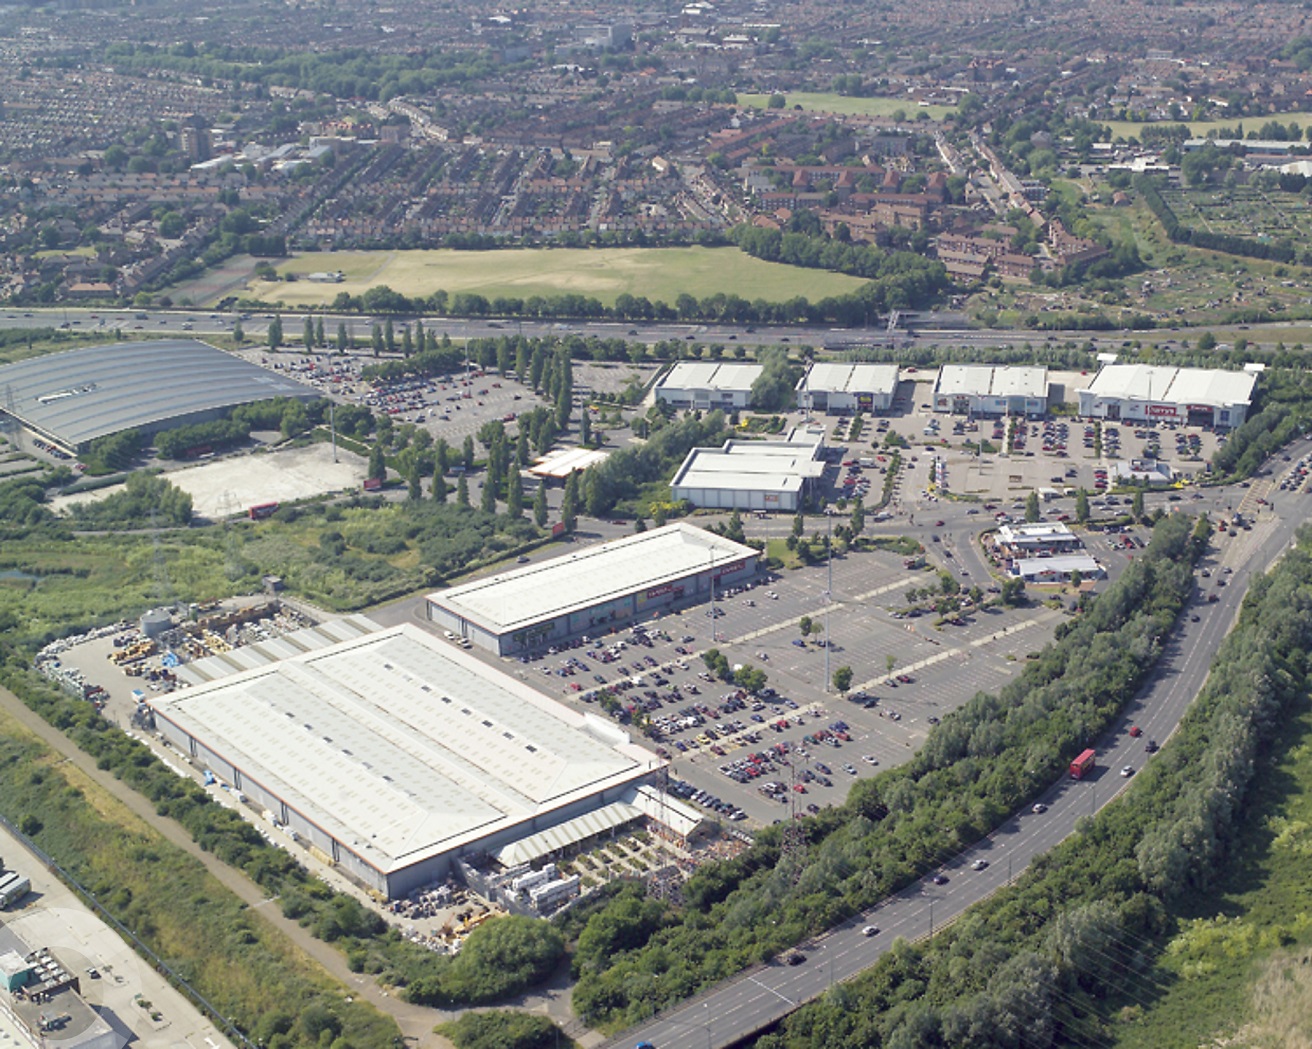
[1102,112,1312,140]
[737,92,955,122]
[249,247,868,308]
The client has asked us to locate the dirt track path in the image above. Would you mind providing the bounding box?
[0,683,449,1048]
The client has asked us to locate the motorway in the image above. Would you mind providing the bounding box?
[0,305,937,348]
[0,304,1245,352]
[603,440,1312,1049]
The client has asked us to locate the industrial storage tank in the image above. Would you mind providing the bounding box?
[139,607,173,639]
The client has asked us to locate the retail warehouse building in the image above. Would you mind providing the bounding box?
[150,624,662,899]
[1076,364,1257,428]
[427,523,759,655]
[0,339,318,455]
[670,428,826,512]
[933,364,1050,417]
[653,361,763,411]
[796,362,900,414]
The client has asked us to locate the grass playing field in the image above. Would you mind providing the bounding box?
[737,92,956,122]
[244,246,868,308]
[1101,112,1312,140]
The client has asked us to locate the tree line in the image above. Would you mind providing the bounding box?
[0,494,564,1037]
[305,237,949,328]
[151,397,329,459]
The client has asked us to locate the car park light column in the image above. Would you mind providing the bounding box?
[709,547,718,643]
[824,511,832,690]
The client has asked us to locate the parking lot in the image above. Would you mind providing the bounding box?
[476,544,1066,827]
[818,372,1227,505]
[237,345,555,449]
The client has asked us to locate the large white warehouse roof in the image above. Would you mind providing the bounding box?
[801,362,900,395]
[936,364,1049,399]
[671,439,826,496]
[1082,364,1256,407]
[657,361,763,392]
[150,625,656,876]
[429,522,758,635]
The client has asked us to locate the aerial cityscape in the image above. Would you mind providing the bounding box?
[3,1,1312,1048]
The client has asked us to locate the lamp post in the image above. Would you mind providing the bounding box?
[824,511,832,691]
[709,547,718,643]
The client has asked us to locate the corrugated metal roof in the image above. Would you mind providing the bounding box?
[176,614,380,686]
[1015,553,1100,575]
[935,364,994,397]
[1082,364,1179,402]
[528,446,610,479]
[1084,365,1255,408]
[625,783,706,838]
[1162,366,1257,408]
[0,340,319,448]
[936,364,1048,399]
[492,801,643,867]
[671,439,826,495]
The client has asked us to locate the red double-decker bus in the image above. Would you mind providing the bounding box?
[248,502,279,520]
[1069,748,1096,779]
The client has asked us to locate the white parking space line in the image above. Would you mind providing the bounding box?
[850,610,1060,695]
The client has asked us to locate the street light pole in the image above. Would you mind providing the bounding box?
[824,512,832,691]
[709,547,718,643]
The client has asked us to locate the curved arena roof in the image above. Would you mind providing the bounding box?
[0,339,319,450]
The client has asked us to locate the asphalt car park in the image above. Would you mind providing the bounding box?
[490,542,1067,827]
[236,345,549,448]
[848,377,1225,506]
